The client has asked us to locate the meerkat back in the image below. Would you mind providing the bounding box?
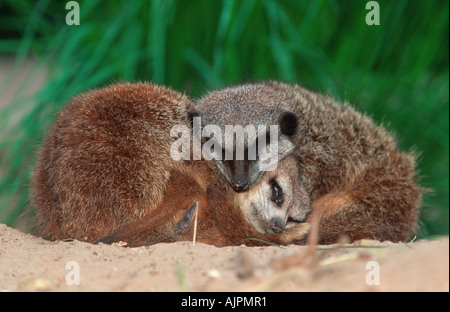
[32,82,193,242]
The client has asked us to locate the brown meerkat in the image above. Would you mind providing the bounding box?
[31,82,310,247]
[189,81,423,244]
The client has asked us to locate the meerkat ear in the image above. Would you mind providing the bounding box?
[187,110,200,128]
[279,111,298,137]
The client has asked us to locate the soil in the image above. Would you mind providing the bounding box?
[0,223,448,292]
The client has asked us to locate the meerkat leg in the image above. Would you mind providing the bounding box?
[96,171,205,245]
[308,162,421,244]
[309,194,388,244]
[95,198,198,245]
[277,223,311,245]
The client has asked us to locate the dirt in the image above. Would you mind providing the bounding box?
[0,223,447,292]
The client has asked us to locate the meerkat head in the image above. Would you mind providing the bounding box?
[189,83,299,192]
[233,156,310,235]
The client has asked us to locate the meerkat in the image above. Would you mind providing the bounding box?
[190,81,423,243]
[31,82,310,247]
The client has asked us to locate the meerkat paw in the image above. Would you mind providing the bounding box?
[95,233,119,245]
[279,222,311,244]
[173,200,198,235]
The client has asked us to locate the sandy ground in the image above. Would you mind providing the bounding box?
[0,223,448,292]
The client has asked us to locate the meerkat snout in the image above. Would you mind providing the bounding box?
[269,217,284,234]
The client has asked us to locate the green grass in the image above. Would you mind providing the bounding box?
[0,0,448,237]
[174,260,187,292]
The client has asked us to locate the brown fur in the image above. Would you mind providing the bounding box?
[196,81,424,244]
[31,82,308,247]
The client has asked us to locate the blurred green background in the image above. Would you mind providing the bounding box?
[0,0,448,237]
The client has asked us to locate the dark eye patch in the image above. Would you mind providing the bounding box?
[270,179,284,206]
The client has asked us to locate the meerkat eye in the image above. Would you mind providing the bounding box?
[270,179,284,206]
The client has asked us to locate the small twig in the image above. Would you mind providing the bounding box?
[192,202,198,246]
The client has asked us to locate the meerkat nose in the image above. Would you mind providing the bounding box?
[232,173,249,192]
[270,217,284,234]
[233,183,249,192]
